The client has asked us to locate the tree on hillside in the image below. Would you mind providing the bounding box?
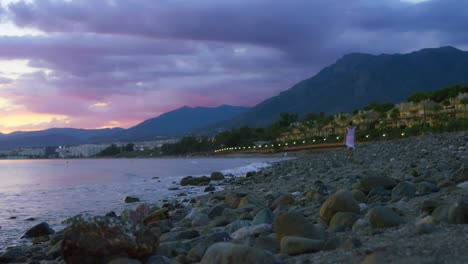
[461,98,468,118]
[408,91,433,103]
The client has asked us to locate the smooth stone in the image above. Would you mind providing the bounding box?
[208,205,225,219]
[280,236,324,255]
[274,211,325,241]
[448,198,468,224]
[252,208,274,225]
[0,248,27,263]
[146,255,171,264]
[368,206,404,228]
[224,220,252,234]
[270,194,295,210]
[180,176,211,186]
[22,222,55,238]
[237,194,260,209]
[329,212,360,232]
[431,205,450,223]
[456,181,468,188]
[391,181,416,200]
[416,181,440,195]
[187,232,232,262]
[143,208,169,225]
[158,241,191,258]
[420,199,441,214]
[319,190,360,224]
[200,242,276,264]
[359,175,397,193]
[255,234,280,254]
[352,189,368,203]
[192,213,210,227]
[231,224,272,240]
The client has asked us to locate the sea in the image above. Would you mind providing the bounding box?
[0,157,286,250]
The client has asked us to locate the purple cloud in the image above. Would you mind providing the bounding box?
[0,0,467,131]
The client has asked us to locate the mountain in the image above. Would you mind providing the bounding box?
[106,105,249,141]
[220,46,468,127]
[0,128,124,150]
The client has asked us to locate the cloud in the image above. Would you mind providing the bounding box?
[0,0,466,132]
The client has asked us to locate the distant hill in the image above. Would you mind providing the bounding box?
[105,105,249,141]
[0,128,124,150]
[219,46,468,128]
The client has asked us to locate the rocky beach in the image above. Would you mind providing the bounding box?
[1,131,467,264]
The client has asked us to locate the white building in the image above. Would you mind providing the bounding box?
[17,148,46,157]
[57,144,111,158]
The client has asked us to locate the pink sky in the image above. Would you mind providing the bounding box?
[0,0,466,133]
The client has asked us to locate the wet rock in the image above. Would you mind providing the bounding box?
[22,222,55,238]
[274,211,325,241]
[129,203,151,224]
[391,181,417,200]
[252,208,274,225]
[420,199,441,214]
[359,175,397,193]
[200,242,276,264]
[368,206,404,228]
[211,171,225,180]
[319,190,360,224]
[204,186,216,192]
[124,196,140,203]
[61,215,159,263]
[329,212,360,232]
[225,193,241,209]
[280,236,324,255]
[180,176,211,186]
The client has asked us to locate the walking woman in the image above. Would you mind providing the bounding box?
[345,121,355,157]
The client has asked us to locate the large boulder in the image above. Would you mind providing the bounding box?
[319,190,360,224]
[274,212,325,241]
[359,176,397,193]
[200,242,276,264]
[124,196,140,203]
[22,222,55,238]
[61,215,159,264]
[180,176,211,186]
[368,206,404,228]
[210,171,225,181]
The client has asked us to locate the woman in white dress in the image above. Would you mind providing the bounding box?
[345,121,355,157]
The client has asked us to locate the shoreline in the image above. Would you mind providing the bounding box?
[2,131,468,263]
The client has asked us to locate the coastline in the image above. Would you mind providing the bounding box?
[2,131,468,263]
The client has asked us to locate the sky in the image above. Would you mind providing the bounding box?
[0,0,467,133]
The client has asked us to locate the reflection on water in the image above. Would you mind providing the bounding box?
[0,157,284,250]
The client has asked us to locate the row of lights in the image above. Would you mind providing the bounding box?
[214,132,408,153]
[214,137,342,153]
